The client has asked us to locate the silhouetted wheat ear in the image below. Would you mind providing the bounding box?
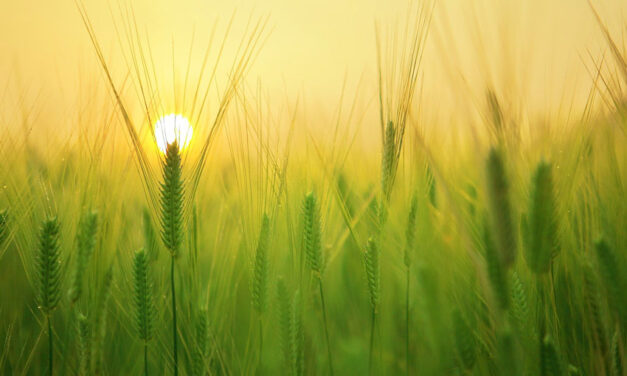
[192,309,208,376]
[363,237,380,311]
[301,192,323,275]
[77,313,91,376]
[453,309,477,371]
[252,214,270,314]
[37,217,62,315]
[483,221,509,311]
[485,148,516,268]
[540,335,563,376]
[523,161,559,274]
[381,120,396,200]
[160,141,184,258]
[70,211,98,303]
[133,249,154,342]
[403,193,418,268]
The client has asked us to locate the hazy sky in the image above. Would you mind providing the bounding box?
[1,0,625,129]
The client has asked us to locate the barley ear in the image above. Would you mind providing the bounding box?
[160,141,184,258]
[70,211,98,303]
[133,249,154,342]
[403,193,418,268]
[36,217,62,315]
[485,148,516,268]
[77,313,91,376]
[252,214,270,315]
[363,237,380,311]
[192,309,209,376]
[381,120,396,201]
[301,192,323,275]
[523,161,559,274]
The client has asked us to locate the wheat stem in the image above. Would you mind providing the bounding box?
[369,308,376,376]
[318,281,334,376]
[47,315,53,375]
[170,257,178,376]
[405,266,410,376]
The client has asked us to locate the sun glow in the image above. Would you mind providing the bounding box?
[154,114,193,153]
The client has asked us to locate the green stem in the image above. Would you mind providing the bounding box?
[171,257,178,376]
[48,315,53,376]
[319,280,334,376]
[258,317,263,374]
[369,308,376,376]
[406,266,410,376]
[144,342,148,376]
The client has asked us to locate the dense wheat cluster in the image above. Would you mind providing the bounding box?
[0,1,625,375]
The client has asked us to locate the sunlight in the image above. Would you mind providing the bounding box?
[154,114,193,153]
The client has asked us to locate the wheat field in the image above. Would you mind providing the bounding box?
[0,1,625,375]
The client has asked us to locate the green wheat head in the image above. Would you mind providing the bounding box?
[381,120,396,201]
[522,161,559,274]
[132,249,154,342]
[192,309,209,376]
[509,271,531,335]
[485,148,516,269]
[363,237,380,311]
[70,211,98,303]
[252,213,270,314]
[160,142,184,258]
[36,217,62,315]
[301,192,323,275]
[77,313,91,376]
[403,193,418,267]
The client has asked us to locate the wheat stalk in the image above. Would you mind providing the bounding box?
[159,141,184,376]
[132,249,154,376]
[36,217,62,376]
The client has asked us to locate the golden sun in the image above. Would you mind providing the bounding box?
[154,113,193,153]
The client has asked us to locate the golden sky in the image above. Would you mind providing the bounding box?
[1,0,625,132]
